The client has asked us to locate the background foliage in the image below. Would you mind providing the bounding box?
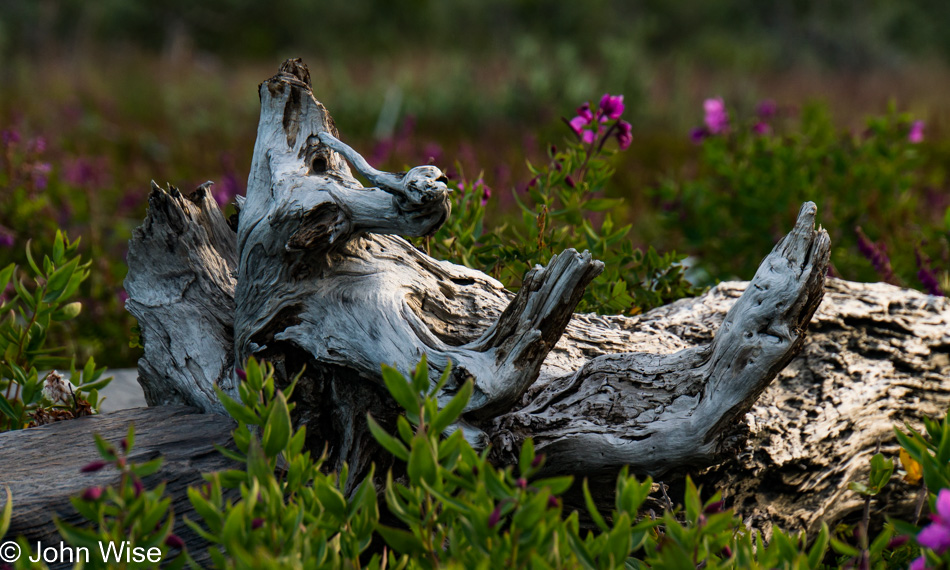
[0,1,947,369]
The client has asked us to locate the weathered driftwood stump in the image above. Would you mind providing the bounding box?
[122,57,835,498]
[119,55,942,531]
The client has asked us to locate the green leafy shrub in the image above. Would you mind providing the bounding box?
[190,358,381,568]
[657,100,948,293]
[6,356,949,568]
[423,95,701,315]
[0,231,110,432]
[54,424,184,569]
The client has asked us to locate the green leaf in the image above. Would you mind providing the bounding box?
[93,433,117,460]
[53,519,103,551]
[24,240,41,276]
[367,414,410,461]
[519,438,535,476]
[420,479,472,516]
[0,487,11,538]
[583,198,624,211]
[262,391,292,457]
[431,379,472,434]
[534,475,573,495]
[382,365,421,417]
[407,434,437,487]
[808,523,830,568]
[315,481,348,521]
[131,457,165,478]
[77,375,112,393]
[605,512,632,565]
[0,264,14,292]
[53,230,65,263]
[565,528,598,570]
[868,452,894,492]
[376,524,427,556]
[830,537,860,557]
[13,276,35,311]
[410,353,429,394]
[43,257,79,303]
[512,488,549,530]
[216,387,260,425]
[583,479,609,533]
[0,396,18,423]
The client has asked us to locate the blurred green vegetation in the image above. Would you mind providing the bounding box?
[1,2,949,367]
[5,0,950,69]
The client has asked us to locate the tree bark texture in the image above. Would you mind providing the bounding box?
[118,58,946,528]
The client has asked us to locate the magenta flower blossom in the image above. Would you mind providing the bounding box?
[1,128,20,147]
[576,102,594,122]
[164,534,184,549]
[488,505,502,528]
[569,94,628,146]
[756,100,777,119]
[599,94,625,120]
[918,489,950,553]
[690,128,709,144]
[0,226,14,248]
[474,178,492,206]
[252,518,265,530]
[910,556,928,570]
[81,460,109,473]
[616,120,633,150]
[82,486,103,501]
[32,162,51,190]
[64,157,107,189]
[569,115,589,136]
[909,120,925,143]
[703,98,730,134]
[30,137,47,154]
[752,122,771,136]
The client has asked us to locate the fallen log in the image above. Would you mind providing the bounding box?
[0,406,238,568]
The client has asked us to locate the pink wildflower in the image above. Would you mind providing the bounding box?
[599,94,625,120]
[703,98,729,134]
[918,489,950,552]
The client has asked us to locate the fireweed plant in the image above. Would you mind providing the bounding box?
[659,98,948,293]
[6,356,950,567]
[0,231,111,432]
[422,93,700,315]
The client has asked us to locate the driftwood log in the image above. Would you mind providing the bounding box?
[123,58,828,488]
[0,407,238,568]
[56,56,939,534]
